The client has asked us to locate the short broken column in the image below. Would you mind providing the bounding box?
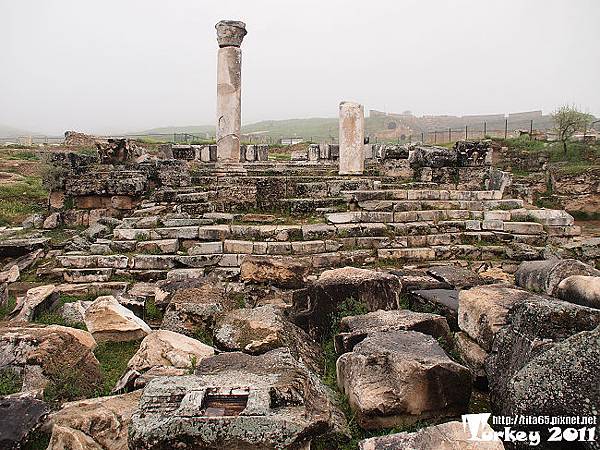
[215,20,247,169]
[338,101,365,175]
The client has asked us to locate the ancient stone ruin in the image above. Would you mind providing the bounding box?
[0,18,599,450]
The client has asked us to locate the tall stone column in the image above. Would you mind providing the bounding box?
[215,20,247,172]
[338,101,365,175]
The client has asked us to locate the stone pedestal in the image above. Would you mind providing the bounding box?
[215,20,247,173]
[339,102,365,175]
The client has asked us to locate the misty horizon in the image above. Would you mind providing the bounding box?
[2,0,599,135]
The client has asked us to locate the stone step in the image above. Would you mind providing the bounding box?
[358,198,523,212]
[280,197,347,215]
[343,189,503,202]
[60,230,547,274]
[110,219,548,248]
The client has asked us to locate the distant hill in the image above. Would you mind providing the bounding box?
[0,124,35,138]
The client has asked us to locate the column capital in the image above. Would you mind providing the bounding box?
[215,20,247,48]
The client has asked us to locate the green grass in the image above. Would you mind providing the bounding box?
[0,368,23,396]
[0,295,16,319]
[94,340,141,396]
[145,298,163,321]
[0,176,47,226]
[269,152,292,161]
[0,150,40,161]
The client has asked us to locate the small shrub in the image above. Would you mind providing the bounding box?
[145,298,163,321]
[0,368,23,396]
[192,328,214,347]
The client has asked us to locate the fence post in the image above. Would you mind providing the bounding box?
[434,130,437,144]
[421,132,424,142]
[484,121,487,137]
[448,128,451,143]
[504,119,508,139]
[465,125,468,140]
[530,119,533,139]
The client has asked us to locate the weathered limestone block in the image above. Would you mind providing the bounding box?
[426,265,487,289]
[0,325,101,398]
[338,101,365,175]
[514,258,600,296]
[44,391,141,450]
[9,284,57,322]
[334,309,451,354]
[160,282,227,338]
[555,275,600,309]
[486,297,600,446]
[486,296,600,413]
[454,331,488,387]
[290,267,401,339]
[358,420,505,450]
[240,255,309,289]
[458,284,532,351]
[337,331,471,429]
[84,296,151,343]
[114,330,214,391]
[0,396,50,450]
[213,305,322,373]
[128,349,348,450]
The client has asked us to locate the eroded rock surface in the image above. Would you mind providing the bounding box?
[0,396,50,450]
[240,255,309,289]
[487,296,600,416]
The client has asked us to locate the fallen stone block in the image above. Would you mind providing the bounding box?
[0,396,50,450]
[337,331,471,429]
[213,305,322,373]
[458,284,532,351]
[84,295,151,342]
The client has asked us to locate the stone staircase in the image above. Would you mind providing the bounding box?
[51,167,579,284]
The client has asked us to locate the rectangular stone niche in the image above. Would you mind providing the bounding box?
[202,387,249,417]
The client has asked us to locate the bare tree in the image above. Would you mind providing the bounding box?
[552,105,593,155]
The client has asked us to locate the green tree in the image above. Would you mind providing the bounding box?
[552,105,593,155]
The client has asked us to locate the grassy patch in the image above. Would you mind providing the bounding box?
[33,311,86,330]
[43,367,86,404]
[269,152,292,161]
[0,368,23,396]
[0,150,40,161]
[145,298,163,321]
[0,176,47,226]
[0,295,17,319]
[94,340,141,396]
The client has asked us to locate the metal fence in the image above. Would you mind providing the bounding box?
[0,119,567,146]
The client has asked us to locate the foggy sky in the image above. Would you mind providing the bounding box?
[2,0,599,135]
